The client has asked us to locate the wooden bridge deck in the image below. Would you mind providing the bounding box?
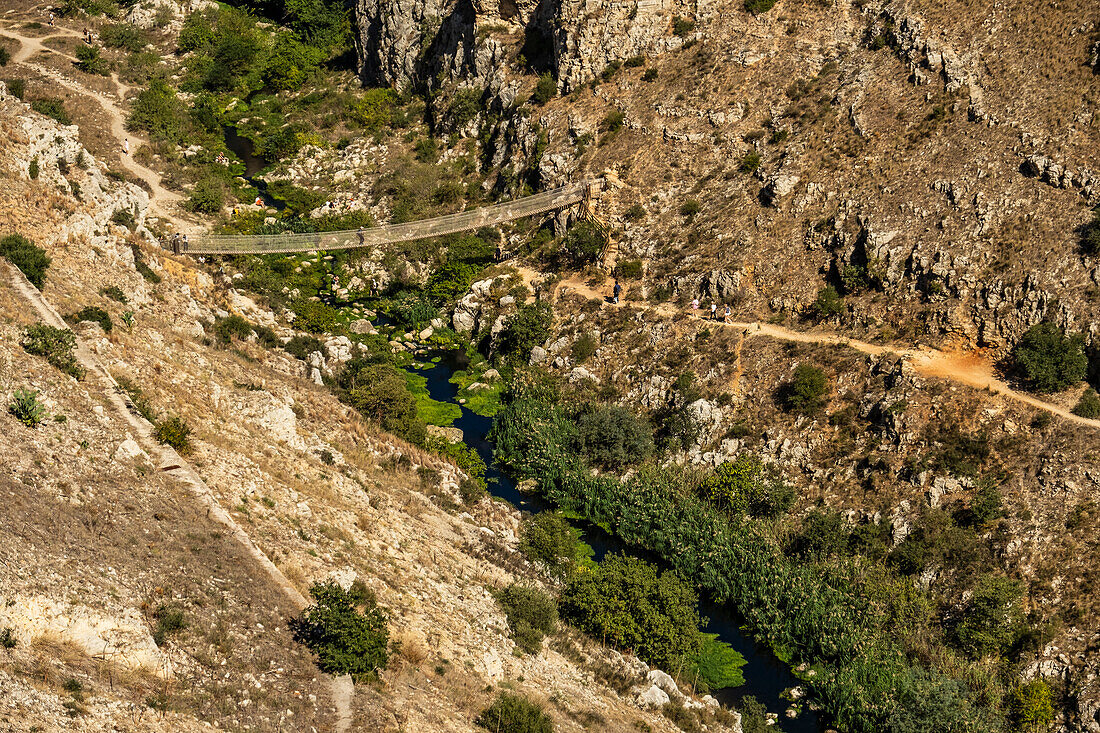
[183,180,601,255]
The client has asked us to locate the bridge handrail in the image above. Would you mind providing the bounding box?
[185,180,600,255]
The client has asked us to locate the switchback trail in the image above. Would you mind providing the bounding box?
[0,25,187,228]
[529,268,1100,430]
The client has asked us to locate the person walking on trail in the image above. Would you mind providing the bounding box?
[612,279,622,305]
[710,302,717,320]
[495,243,503,262]
[724,303,731,323]
[48,12,54,26]
[691,297,700,316]
[357,226,365,246]
[123,139,130,155]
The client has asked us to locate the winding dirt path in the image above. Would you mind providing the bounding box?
[520,267,1100,430]
[0,25,188,228]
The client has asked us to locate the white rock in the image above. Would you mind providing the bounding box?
[113,437,148,463]
[636,684,670,708]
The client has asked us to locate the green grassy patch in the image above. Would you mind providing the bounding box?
[404,370,462,426]
[687,633,747,691]
[450,368,504,417]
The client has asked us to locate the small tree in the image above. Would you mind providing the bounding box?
[75,44,109,75]
[21,324,83,379]
[562,221,608,265]
[1011,323,1087,393]
[290,581,390,682]
[496,583,558,654]
[519,513,581,576]
[572,404,653,469]
[1080,209,1100,256]
[187,177,225,214]
[475,692,553,733]
[530,72,556,105]
[154,415,192,453]
[0,234,51,288]
[496,302,553,365]
[1073,388,1100,418]
[812,285,844,319]
[778,363,828,413]
[1009,679,1055,732]
[951,575,1024,659]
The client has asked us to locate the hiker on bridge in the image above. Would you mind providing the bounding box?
[357,227,365,246]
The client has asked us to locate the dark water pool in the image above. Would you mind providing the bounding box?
[222,125,282,209]
[408,351,822,732]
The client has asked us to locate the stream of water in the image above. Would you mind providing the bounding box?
[411,351,823,732]
[222,125,283,210]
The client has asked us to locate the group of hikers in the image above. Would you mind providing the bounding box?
[167,232,189,253]
[605,280,733,321]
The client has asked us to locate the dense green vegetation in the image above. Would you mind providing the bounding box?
[1,234,51,289]
[476,692,554,733]
[1011,322,1086,393]
[491,376,1034,731]
[21,324,84,379]
[290,580,390,682]
[495,583,558,654]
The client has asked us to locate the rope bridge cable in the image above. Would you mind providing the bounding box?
[183,179,604,255]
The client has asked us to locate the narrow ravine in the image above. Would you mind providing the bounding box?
[408,350,823,733]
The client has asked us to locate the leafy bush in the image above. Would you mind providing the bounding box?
[697,453,792,516]
[9,388,46,428]
[0,46,9,66]
[6,78,26,99]
[290,580,390,682]
[1011,322,1087,393]
[560,553,702,670]
[154,415,192,453]
[519,512,582,576]
[21,324,83,379]
[111,207,136,229]
[745,0,778,12]
[571,333,598,363]
[0,234,50,288]
[151,604,186,646]
[812,284,844,319]
[562,221,608,265]
[459,476,487,504]
[100,23,146,52]
[615,259,643,279]
[777,363,828,413]
[623,204,646,221]
[28,156,38,179]
[128,79,188,142]
[1080,209,1100,256]
[739,150,761,174]
[950,575,1024,660]
[643,68,659,82]
[75,44,109,75]
[680,199,701,217]
[213,315,255,344]
[687,634,746,691]
[531,72,556,105]
[390,291,438,328]
[496,583,558,654]
[292,299,339,333]
[347,88,398,131]
[448,88,483,129]
[1073,388,1100,418]
[496,302,553,365]
[101,285,128,303]
[340,360,424,443]
[573,404,653,469]
[603,110,625,132]
[0,627,15,648]
[1009,679,1054,732]
[31,98,71,125]
[187,177,225,214]
[672,16,696,36]
[284,334,326,360]
[67,306,113,333]
[475,692,553,733]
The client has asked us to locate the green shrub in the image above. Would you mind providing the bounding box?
[643,68,659,82]
[101,285,128,303]
[475,692,553,733]
[1081,209,1100,256]
[0,46,9,66]
[1009,679,1054,732]
[127,79,187,142]
[100,23,146,52]
[31,98,71,125]
[0,628,15,649]
[562,221,608,265]
[738,150,761,174]
[745,0,777,12]
[603,109,625,132]
[346,87,398,131]
[573,404,653,469]
[496,583,557,654]
[531,72,556,105]
[290,580,390,682]
[519,512,582,576]
[615,259,643,279]
[672,16,696,36]
[1073,388,1100,418]
[213,314,254,344]
[340,360,424,443]
[571,333,598,363]
[28,156,38,179]
[284,334,326,360]
[496,302,553,365]
[187,177,225,214]
[812,284,844,319]
[448,88,483,129]
[111,208,136,228]
[687,634,746,691]
[154,415,192,453]
[130,244,161,283]
[151,604,186,646]
[9,388,46,428]
[293,299,340,333]
[560,553,702,670]
[1011,322,1087,393]
[778,363,828,413]
[950,575,1024,660]
[21,324,83,379]
[699,454,767,515]
[680,199,701,217]
[0,234,50,288]
[6,78,26,99]
[75,44,109,75]
[623,204,646,221]
[624,55,645,68]
[390,291,438,328]
[67,306,113,333]
[459,476,487,504]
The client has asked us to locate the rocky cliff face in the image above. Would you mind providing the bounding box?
[355,0,698,93]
